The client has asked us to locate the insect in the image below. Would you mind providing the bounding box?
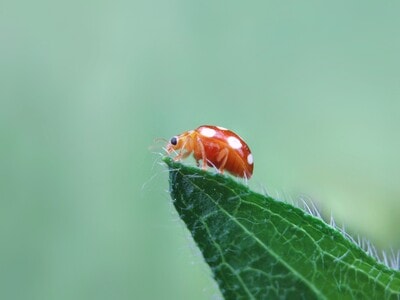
[166,125,254,178]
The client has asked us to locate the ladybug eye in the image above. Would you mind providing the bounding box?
[170,136,178,145]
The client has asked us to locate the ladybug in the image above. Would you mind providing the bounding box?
[166,125,254,178]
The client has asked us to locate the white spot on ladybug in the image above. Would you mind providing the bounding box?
[199,127,216,137]
[217,126,228,130]
[247,154,253,165]
[227,136,242,149]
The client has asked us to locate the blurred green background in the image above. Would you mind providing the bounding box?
[1,1,400,299]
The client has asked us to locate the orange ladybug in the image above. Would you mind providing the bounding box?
[166,125,254,178]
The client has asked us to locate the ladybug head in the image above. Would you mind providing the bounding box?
[166,135,182,153]
[166,131,194,153]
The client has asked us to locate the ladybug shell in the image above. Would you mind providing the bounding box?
[193,125,253,178]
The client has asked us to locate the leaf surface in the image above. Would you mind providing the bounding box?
[164,157,400,299]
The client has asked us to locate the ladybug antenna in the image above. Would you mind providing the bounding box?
[148,137,169,152]
[154,137,168,144]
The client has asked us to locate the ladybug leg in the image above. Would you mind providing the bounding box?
[174,150,192,161]
[196,137,207,170]
[216,148,229,173]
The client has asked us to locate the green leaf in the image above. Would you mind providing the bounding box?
[163,157,400,299]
